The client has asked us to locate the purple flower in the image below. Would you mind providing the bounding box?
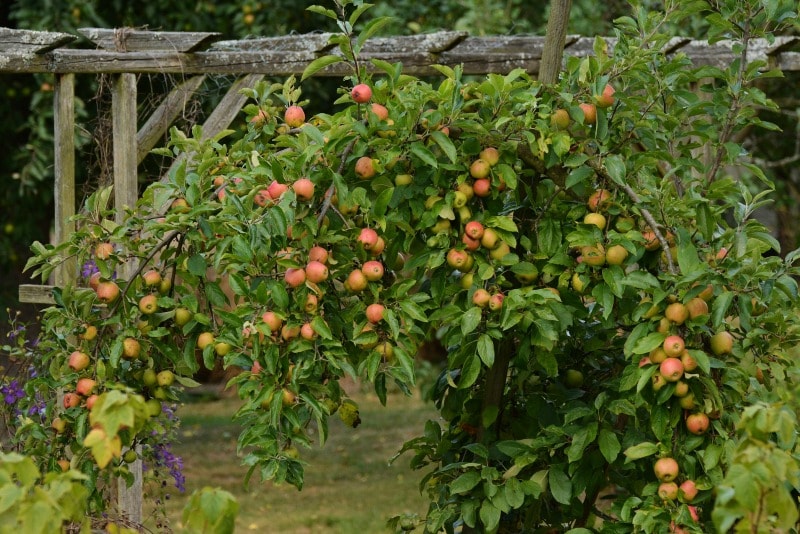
[1,380,24,405]
[153,442,186,492]
[81,259,99,279]
[7,325,25,342]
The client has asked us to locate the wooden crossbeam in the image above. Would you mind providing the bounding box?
[78,27,221,53]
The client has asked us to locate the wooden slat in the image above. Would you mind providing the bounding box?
[441,35,551,74]
[213,33,335,52]
[18,284,56,305]
[78,27,221,52]
[0,27,76,54]
[53,73,76,288]
[137,74,206,163]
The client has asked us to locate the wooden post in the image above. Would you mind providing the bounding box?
[539,0,573,84]
[111,72,143,524]
[53,73,76,287]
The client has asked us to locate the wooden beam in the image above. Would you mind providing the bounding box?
[0,27,76,54]
[137,74,206,163]
[78,28,221,52]
[53,73,76,288]
[18,284,56,305]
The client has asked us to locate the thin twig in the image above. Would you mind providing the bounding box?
[316,137,358,226]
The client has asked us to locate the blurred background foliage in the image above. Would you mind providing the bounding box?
[0,0,798,329]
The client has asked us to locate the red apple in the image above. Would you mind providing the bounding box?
[679,480,698,502]
[488,293,504,311]
[94,242,114,260]
[366,303,385,324]
[85,394,99,410]
[362,261,384,282]
[464,221,485,240]
[142,269,162,287]
[267,180,289,200]
[292,178,314,201]
[587,189,612,212]
[95,281,120,303]
[76,378,96,396]
[469,159,491,179]
[284,105,305,127]
[69,351,90,371]
[350,83,372,104]
[595,84,616,108]
[663,335,686,358]
[355,156,376,179]
[308,246,329,264]
[579,102,597,124]
[261,311,282,334]
[63,393,80,409]
[300,322,317,340]
[357,228,379,251]
[660,357,684,382]
[462,233,481,251]
[138,294,158,315]
[654,457,679,482]
[284,268,307,288]
[479,147,500,166]
[472,178,491,197]
[370,103,389,121]
[446,248,470,270]
[472,288,491,308]
[686,412,710,435]
[346,269,369,292]
[305,261,329,283]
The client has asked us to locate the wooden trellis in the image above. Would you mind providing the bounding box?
[1,25,799,525]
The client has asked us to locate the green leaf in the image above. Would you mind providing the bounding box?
[567,422,597,463]
[623,441,659,461]
[477,334,495,367]
[311,316,333,340]
[450,471,481,494]
[459,353,482,389]
[480,501,501,531]
[461,307,482,336]
[631,332,667,355]
[430,131,457,163]
[548,467,572,505]
[188,254,207,277]
[598,428,621,463]
[604,154,626,185]
[302,55,344,81]
[356,16,392,52]
[410,141,438,168]
[565,166,594,189]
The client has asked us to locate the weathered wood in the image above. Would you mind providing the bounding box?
[78,27,221,52]
[214,32,336,53]
[137,75,206,163]
[539,0,573,84]
[18,284,56,305]
[0,27,76,53]
[54,73,76,288]
[440,35,558,74]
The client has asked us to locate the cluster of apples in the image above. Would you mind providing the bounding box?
[550,83,616,129]
[653,457,701,532]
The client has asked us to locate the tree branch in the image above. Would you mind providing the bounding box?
[538,0,573,85]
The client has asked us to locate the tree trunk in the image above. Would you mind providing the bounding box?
[538,0,573,85]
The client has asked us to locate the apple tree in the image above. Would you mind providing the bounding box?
[9,0,800,532]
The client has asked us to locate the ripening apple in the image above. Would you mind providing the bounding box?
[96,281,120,303]
[262,311,283,334]
[376,341,394,361]
[679,480,698,502]
[709,331,733,356]
[489,241,511,261]
[605,244,629,266]
[686,297,709,319]
[355,156,377,179]
[479,147,500,166]
[686,412,710,435]
[366,303,385,324]
[350,83,372,103]
[660,357,684,382]
[142,369,158,387]
[472,178,491,197]
[579,102,597,124]
[197,332,215,351]
[69,350,90,371]
[550,108,570,129]
[370,103,389,121]
[267,180,289,200]
[156,370,175,387]
[469,158,491,179]
[595,84,616,108]
[481,228,500,249]
[80,323,98,342]
[51,417,67,434]
[94,242,114,260]
[284,105,305,127]
[304,294,319,314]
[581,245,606,267]
[122,337,141,359]
[583,212,607,230]
[305,261,329,283]
[142,269,162,287]
[680,350,698,372]
[679,393,696,410]
[174,307,192,327]
[651,373,667,391]
[357,228,379,251]
[587,189,612,212]
[346,269,369,292]
[663,335,686,358]
[292,178,314,201]
[63,393,80,409]
[76,378,96,396]
[362,261,384,282]
[446,248,470,270]
[308,246,329,264]
[214,342,231,356]
[488,293,504,311]
[658,482,679,501]
[665,302,689,325]
[300,322,317,341]
[462,233,481,251]
[673,380,690,398]
[395,173,413,186]
[284,268,307,288]
[138,294,158,315]
[170,197,190,213]
[464,221,485,240]
[654,457,679,482]
[472,288,491,308]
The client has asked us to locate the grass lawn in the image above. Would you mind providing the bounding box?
[144,383,439,533]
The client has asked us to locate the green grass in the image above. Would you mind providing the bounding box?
[144,385,438,533]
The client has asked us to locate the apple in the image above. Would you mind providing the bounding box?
[686,297,709,319]
[94,242,114,260]
[281,324,300,341]
[122,337,141,359]
[481,228,500,249]
[571,272,586,293]
[696,283,714,301]
[431,219,452,234]
[679,393,696,410]
[284,105,305,127]
[660,357,684,382]
[605,244,629,266]
[362,260,384,282]
[638,356,651,368]
[673,380,689,397]
[472,178,491,197]
[300,322,317,340]
[142,269,162,287]
[688,506,699,523]
[665,302,688,325]
[464,221,485,240]
[709,331,733,356]
[292,178,314,201]
[680,350,698,372]
[550,108,570,129]
[267,180,289,200]
[156,370,175,387]
[305,261,329,283]
[357,228,379,250]
[350,83,372,103]
[366,303,386,324]
[654,457,679,482]
[376,341,394,361]
[262,311,283,333]
[641,230,661,251]
[595,84,616,108]
[652,373,667,391]
[197,332,215,350]
[395,173,413,186]
[446,248,470,270]
[370,103,389,121]
[658,482,679,501]
[679,480,698,502]
[284,268,307,288]
[142,369,158,387]
[473,288,491,308]
[57,459,71,472]
[170,197,190,213]
[370,236,386,256]
[96,281,120,303]
[581,245,606,267]
[304,294,319,314]
[564,369,584,388]
[254,189,270,207]
[158,278,172,295]
[488,293,504,311]
[76,377,96,396]
[214,342,231,356]
[579,102,597,124]
[138,294,158,315]
[469,159,491,179]
[663,335,686,357]
[69,350,90,371]
[63,392,80,409]
[583,212,607,230]
[281,388,296,407]
[479,147,500,166]
[51,417,66,434]
[88,272,101,290]
[346,269,369,292]
[174,307,192,327]
[686,412,710,435]
[587,189,612,212]
[308,246,329,264]
[355,156,376,179]
[649,347,667,364]
[462,233,481,251]
[489,241,511,261]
